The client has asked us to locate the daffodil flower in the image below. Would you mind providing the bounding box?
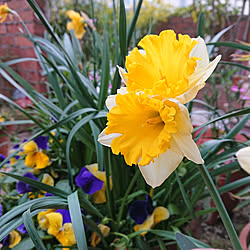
[75,163,113,203]
[46,211,76,249]
[1,230,21,248]
[119,30,221,104]
[98,92,203,187]
[0,3,11,23]
[91,224,110,247]
[129,196,169,236]
[66,10,87,39]
[20,136,50,169]
[236,146,250,174]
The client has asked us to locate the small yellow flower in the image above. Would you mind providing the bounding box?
[134,207,169,236]
[86,163,113,204]
[8,230,21,248]
[46,212,76,249]
[38,174,54,198]
[66,10,87,39]
[0,115,5,122]
[236,146,250,174]
[0,3,11,23]
[37,209,56,230]
[91,224,110,247]
[20,141,50,169]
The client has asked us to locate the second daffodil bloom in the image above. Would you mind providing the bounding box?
[0,3,11,23]
[20,136,50,169]
[236,146,250,174]
[129,196,169,236]
[66,10,87,39]
[75,163,113,203]
[119,30,221,104]
[98,91,204,188]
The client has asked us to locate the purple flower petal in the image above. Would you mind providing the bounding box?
[13,144,20,149]
[34,136,49,150]
[0,154,6,162]
[44,192,54,197]
[17,224,27,234]
[56,209,71,223]
[16,173,38,194]
[0,204,2,217]
[1,235,10,246]
[129,195,154,224]
[75,167,104,195]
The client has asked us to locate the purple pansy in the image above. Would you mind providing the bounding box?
[44,192,54,197]
[56,209,71,223]
[34,136,49,150]
[0,154,6,162]
[17,224,27,234]
[1,235,10,246]
[16,172,38,194]
[129,195,155,224]
[75,167,103,195]
[0,204,2,217]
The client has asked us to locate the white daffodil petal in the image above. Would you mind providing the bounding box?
[190,37,209,68]
[139,149,183,188]
[105,87,128,110]
[98,129,121,147]
[117,66,128,84]
[177,54,221,104]
[236,146,250,174]
[172,134,204,164]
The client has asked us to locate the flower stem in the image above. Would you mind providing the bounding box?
[197,164,242,250]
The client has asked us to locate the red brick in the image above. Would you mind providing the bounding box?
[28,71,43,83]
[0,25,6,34]
[17,60,40,71]
[15,36,33,47]
[19,10,35,22]
[0,35,15,46]
[19,48,36,57]
[0,48,9,58]
[7,24,20,34]
[8,1,30,10]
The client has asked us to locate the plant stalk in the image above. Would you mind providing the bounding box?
[197,164,242,250]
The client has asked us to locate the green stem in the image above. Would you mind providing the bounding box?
[117,169,140,226]
[197,164,242,250]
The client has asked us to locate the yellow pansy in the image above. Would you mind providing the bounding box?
[37,209,56,231]
[0,3,11,23]
[86,163,113,204]
[99,91,203,187]
[66,10,87,39]
[0,115,5,122]
[120,30,221,104]
[20,140,50,169]
[236,146,250,174]
[8,230,21,248]
[134,207,169,236]
[91,224,110,247]
[46,212,76,250]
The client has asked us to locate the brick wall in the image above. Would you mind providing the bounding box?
[0,0,46,97]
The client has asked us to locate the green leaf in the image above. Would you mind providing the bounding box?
[119,0,127,58]
[196,12,204,37]
[0,172,69,198]
[22,209,46,250]
[218,177,250,194]
[176,232,198,250]
[206,41,250,52]
[68,192,87,250]
[98,28,110,110]
[219,61,250,71]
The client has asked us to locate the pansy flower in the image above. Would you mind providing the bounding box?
[7,144,20,165]
[17,224,27,234]
[0,154,5,162]
[119,30,221,104]
[91,224,110,247]
[66,10,87,39]
[75,163,112,204]
[1,230,21,248]
[38,174,55,198]
[19,136,50,169]
[16,172,38,194]
[236,146,250,174]
[37,209,56,231]
[129,196,169,236]
[46,211,76,249]
[0,204,2,217]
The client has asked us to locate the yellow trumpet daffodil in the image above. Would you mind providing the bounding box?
[0,3,11,23]
[66,10,87,39]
